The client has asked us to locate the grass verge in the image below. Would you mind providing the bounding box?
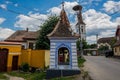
[6,57,86,80]
[0,73,8,79]
[7,71,46,80]
[78,57,86,67]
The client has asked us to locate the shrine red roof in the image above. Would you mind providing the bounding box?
[47,7,78,38]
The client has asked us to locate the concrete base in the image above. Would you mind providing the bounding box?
[46,69,80,79]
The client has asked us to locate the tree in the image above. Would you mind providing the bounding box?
[109,37,116,49]
[98,45,109,51]
[76,39,89,51]
[35,16,59,49]
[89,44,97,48]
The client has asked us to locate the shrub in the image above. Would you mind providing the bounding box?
[31,72,46,80]
[21,63,29,72]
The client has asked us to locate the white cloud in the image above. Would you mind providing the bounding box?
[115,17,120,24]
[100,30,115,37]
[14,12,48,31]
[0,18,6,24]
[86,35,97,44]
[15,1,78,31]
[14,4,18,7]
[47,7,61,16]
[13,1,120,44]
[33,8,39,11]
[83,9,119,44]
[47,1,78,16]
[0,28,15,40]
[103,1,120,13]
[0,4,7,10]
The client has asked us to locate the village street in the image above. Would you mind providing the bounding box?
[84,56,120,80]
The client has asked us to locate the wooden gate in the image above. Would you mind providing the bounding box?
[0,48,8,72]
[12,56,18,70]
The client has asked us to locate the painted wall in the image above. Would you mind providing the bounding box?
[49,38,79,70]
[31,50,45,69]
[98,43,112,50]
[0,45,21,53]
[21,49,50,69]
[45,50,50,67]
[0,44,50,71]
[114,46,120,56]
[0,44,21,71]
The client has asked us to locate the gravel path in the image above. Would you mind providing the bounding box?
[3,74,24,80]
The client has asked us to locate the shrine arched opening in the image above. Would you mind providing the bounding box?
[58,47,69,65]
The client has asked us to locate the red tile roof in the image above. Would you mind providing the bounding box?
[47,8,77,38]
[97,37,115,44]
[114,40,120,47]
[5,30,39,42]
[0,41,21,45]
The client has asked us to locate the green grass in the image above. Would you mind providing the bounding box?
[6,57,86,80]
[51,76,75,80]
[78,57,86,67]
[7,71,46,80]
[7,71,75,80]
[0,73,8,79]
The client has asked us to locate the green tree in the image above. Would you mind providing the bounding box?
[109,37,116,49]
[89,44,97,48]
[98,45,109,51]
[76,40,89,51]
[35,16,59,49]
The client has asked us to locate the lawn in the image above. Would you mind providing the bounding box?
[0,73,8,80]
[78,57,86,67]
[7,71,76,80]
[5,57,86,80]
[7,71,45,80]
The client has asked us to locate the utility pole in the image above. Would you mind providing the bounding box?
[96,34,98,55]
[73,3,85,57]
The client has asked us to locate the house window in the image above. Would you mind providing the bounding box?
[114,48,117,52]
[119,47,120,51]
[117,36,119,40]
[29,42,34,49]
[22,45,25,49]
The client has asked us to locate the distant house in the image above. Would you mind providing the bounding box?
[114,25,120,56]
[5,29,39,49]
[97,37,115,50]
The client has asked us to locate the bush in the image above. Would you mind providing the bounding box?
[31,72,46,80]
[78,57,86,67]
[21,63,29,72]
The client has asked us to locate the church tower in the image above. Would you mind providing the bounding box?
[73,5,86,41]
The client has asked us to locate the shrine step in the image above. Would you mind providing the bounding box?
[46,69,80,79]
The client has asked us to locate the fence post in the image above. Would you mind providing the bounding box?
[27,49,31,66]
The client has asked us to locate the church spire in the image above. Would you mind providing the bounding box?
[60,2,70,27]
[47,2,75,37]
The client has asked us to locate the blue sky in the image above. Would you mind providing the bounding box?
[0,0,120,44]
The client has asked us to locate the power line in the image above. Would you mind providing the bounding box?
[0,6,44,21]
[87,10,120,26]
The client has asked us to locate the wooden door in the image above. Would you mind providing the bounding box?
[12,56,18,70]
[0,49,8,72]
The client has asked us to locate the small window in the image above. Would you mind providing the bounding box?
[119,47,120,51]
[29,43,34,49]
[117,36,119,40]
[115,48,117,52]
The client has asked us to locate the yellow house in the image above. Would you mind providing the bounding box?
[4,28,39,50]
[21,49,50,69]
[114,25,120,56]
[0,41,50,72]
[0,42,22,72]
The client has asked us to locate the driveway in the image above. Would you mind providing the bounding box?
[84,56,120,80]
